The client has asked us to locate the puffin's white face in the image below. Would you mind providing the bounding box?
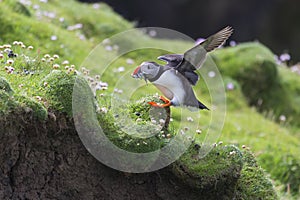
[139,62,160,80]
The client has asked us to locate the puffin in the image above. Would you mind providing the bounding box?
[131,26,233,109]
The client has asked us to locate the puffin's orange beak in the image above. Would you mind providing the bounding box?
[131,66,141,78]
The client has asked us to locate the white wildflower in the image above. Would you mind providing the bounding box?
[208,71,216,78]
[52,64,60,69]
[6,59,14,65]
[53,54,59,59]
[126,58,134,65]
[187,117,194,122]
[279,115,286,122]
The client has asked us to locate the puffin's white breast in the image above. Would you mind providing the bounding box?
[152,70,186,105]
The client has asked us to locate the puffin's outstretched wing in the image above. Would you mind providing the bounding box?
[179,26,233,72]
[157,26,233,85]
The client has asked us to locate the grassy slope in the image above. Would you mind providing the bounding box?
[0,0,299,198]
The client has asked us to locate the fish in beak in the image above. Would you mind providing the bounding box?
[131,66,142,78]
[131,66,148,84]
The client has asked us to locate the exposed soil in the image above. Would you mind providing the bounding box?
[0,110,232,200]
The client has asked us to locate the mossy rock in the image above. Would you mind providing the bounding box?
[7,0,31,17]
[97,95,171,153]
[42,70,82,117]
[0,77,14,94]
[213,42,279,108]
[213,42,300,126]
[0,90,17,115]
[235,150,278,199]
[171,144,278,199]
[0,91,47,120]
[171,144,243,197]
[15,95,48,121]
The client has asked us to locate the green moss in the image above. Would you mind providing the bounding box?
[96,95,171,153]
[42,70,76,117]
[214,42,300,126]
[15,95,48,121]
[0,77,14,94]
[0,91,47,121]
[6,0,31,17]
[172,145,243,192]
[0,90,17,115]
[235,150,278,199]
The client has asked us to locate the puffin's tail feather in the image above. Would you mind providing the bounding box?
[198,101,209,110]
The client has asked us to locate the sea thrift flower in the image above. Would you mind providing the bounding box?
[117,66,125,72]
[279,115,286,122]
[6,66,14,74]
[36,96,42,101]
[184,127,189,131]
[196,129,202,134]
[18,84,24,88]
[4,49,11,54]
[49,57,55,62]
[21,44,26,49]
[53,64,60,69]
[0,53,3,59]
[53,54,59,59]
[41,58,46,62]
[27,46,34,50]
[229,40,237,47]
[105,45,113,51]
[44,54,50,58]
[6,59,14,65]
[226,82,235,90]
[126,58,134,65]
[187,117,194,122]
[62,60,69,65]
[33,4,40,10]
[102,38,110,45]
[208,71,216,78]
[51,35,57,41]
[159,119,165,125]
[93,3,101,9]
[99,107,108,114]
[13,41,19,45]
[3,44,12,49]
[279,53,291,62]
[149,30,157,37]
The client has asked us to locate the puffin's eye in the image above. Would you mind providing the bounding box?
[147,65,151,69]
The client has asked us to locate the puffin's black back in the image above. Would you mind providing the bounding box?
[198,100,209,110]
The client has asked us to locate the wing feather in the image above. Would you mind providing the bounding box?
[180,26,233,72]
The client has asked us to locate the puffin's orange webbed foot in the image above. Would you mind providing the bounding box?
[148,96,171,108]
[159,96,170,104]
